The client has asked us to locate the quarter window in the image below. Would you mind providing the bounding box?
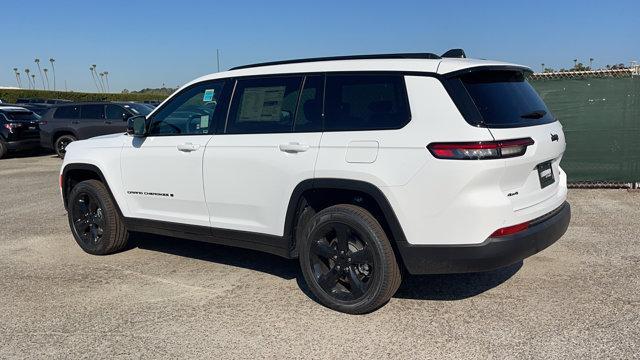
[226,76,303,134]
[148,81,225,135]
[53,105,80,119]
[324,74,410,131]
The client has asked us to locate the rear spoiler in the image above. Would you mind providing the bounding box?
[441,49,467,58]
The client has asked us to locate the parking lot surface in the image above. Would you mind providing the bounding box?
[1,154,638,359]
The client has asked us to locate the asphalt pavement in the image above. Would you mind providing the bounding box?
[1,154,638,359]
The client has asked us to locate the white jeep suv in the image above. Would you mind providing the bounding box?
[60,51,570,314]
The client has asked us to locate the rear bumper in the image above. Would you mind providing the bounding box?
[397,202,571,274]
[6,138,41,152]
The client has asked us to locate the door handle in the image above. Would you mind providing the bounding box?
[71,121,80,124]
[104,120,112,124]
[177,143,200,152]
[279,142,309,153]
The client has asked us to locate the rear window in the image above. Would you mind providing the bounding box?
[457,70,555,128]
[4,111,39,121]
[54,106,80,119]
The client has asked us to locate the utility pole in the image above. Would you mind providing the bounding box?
[216,49,220,72]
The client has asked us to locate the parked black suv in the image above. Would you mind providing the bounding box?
[39,102,152,157]
[0,106,41,158]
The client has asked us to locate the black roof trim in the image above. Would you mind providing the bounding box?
[230,53,442,71]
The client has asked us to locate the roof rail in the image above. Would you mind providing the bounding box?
[229,53,442,71]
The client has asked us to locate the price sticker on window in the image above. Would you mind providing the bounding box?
[203,89,215,102]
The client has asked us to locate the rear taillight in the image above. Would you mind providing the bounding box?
[490,221,529,237]
[427,138,534,160]
[3,123,21,132]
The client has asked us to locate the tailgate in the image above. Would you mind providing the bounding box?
[490,122,566,210]
[449,67,567,211]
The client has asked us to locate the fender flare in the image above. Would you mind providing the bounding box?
[282,178,409,255]
[61,163,125,217]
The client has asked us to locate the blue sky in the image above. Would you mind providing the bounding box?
[2,0,639,93]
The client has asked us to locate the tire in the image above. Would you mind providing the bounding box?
[55,134,76,158]
[67,179,129,255]
[299,204,402,314]
[0,140,7,159]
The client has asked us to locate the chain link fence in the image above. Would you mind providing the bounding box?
[529,68,640,187]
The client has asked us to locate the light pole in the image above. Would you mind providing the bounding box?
[35,58,45,90]
[103,71,110,93]
[13,68,21,88]
[49,58,56,91]
[24,68,31,89]
[90,65,101,92]
[99,72,105,93]
[43,68,50,90]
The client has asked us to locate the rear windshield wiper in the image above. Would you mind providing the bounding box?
[520,110,547,119]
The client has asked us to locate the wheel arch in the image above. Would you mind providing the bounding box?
[283,179,408,261]
[53,129,79,143]
[61,163,124,217]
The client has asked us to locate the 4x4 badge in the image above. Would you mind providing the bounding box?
[551,133,559,142]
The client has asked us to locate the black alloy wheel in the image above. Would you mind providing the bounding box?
[71,191,105,247]
[55,135,75,158]
[299,204,402,314]
[67,179,129,255]
[309,222,375,301]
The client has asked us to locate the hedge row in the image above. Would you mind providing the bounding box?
[0,89,168,104]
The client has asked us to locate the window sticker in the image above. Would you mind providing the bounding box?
[200,115,209,129]
[203,89,216,102]
[238,86,286,122]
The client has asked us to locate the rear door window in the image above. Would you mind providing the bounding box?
[80,105,105,119]
[54,105,80,119]
[324,74,410,131]
[458,70,555,128]
[294,75,324,132]
[226,76,303,134]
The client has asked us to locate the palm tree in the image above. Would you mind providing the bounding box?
[31,74,36,89]
[589,58,594,70]
[34,58,45,90]
[24,68,31,89]
[103,71,110,93]
[43,68,50,90]
[49,58,56,91]
[541,63,545,72]
[573,59,578,69]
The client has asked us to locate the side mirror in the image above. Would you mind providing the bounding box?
[127,115,149,137]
